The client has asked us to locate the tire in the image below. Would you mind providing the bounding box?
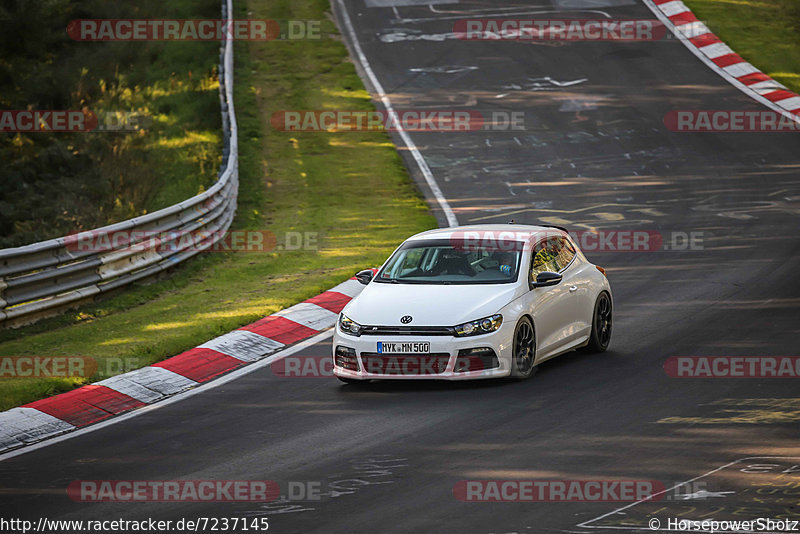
[511,317,537,379]
[586,292,613,352]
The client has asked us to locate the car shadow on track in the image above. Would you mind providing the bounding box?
[334,348,620,394]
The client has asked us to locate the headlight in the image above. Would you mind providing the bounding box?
[454,314,503,337]
[339,314,364,336]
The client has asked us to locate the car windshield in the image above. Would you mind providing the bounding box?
[375,239,523,285]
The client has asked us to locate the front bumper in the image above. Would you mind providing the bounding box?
[331,324,514,380]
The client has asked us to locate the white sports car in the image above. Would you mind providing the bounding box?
[332,224,612,381]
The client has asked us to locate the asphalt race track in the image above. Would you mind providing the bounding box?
[2,1,799,532]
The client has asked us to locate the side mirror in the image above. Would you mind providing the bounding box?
[530,271,562,288]
[355,269,374,285]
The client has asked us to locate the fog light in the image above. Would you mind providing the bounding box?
[455,347,499,372]
[334,346,359,371]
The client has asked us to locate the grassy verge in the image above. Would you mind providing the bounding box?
[682,0,800,94]
[0,0,222,247]
[0,0,436,411]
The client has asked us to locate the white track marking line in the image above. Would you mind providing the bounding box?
[394,9,613,23]
[428,5,551,15]
[334,0,458,227]
[0,329,334,462]
[576,456,800,530]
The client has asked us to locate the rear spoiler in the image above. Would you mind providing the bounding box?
[507,219,569,235]
[537,223,570,234]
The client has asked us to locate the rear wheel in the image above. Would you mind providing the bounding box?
[511,317,537,379]
[586,292,612,352]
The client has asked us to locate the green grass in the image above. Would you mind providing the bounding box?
[0,0,223,247]
[0,0,437,411]
[683,0,800,93]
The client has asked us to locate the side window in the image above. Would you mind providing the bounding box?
[530,238,561,276]
[555,238,576,271]
[530,237,574,277]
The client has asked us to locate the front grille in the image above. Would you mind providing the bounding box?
[360,326,454,336]
[359,353,450,375]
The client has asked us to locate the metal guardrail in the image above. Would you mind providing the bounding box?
[0,0,239,326]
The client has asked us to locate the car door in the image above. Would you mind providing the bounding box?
[561,237,594,340]
[529,237,575,360]
[552,237,589,344]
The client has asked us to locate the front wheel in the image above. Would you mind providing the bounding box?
[586,292,612,352]
[511,317,537,379]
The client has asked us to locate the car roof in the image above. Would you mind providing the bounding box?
[406,224,567,243]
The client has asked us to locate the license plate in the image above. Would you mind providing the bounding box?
[377,341,430,354]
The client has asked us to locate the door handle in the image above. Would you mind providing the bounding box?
[569,286,578,292]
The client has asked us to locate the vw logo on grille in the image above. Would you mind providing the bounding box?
[400,315,413,324]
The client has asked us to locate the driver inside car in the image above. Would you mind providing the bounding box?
[492,251,516,277]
